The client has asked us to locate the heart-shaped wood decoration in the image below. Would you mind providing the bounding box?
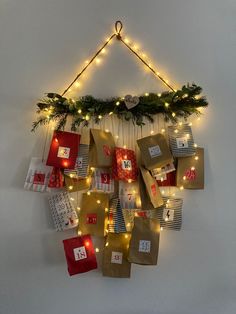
[124,95,139,109]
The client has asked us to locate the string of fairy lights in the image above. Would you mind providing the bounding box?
[44,21,205,242]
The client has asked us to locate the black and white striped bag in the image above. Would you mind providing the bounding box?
[90,168,114,193]
[108,198,126,233]
[168,124,196,157]
[49,191,78,231]
[156,197,183,230]
[64,144,89,178]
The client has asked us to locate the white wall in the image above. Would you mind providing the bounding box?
[0,0,236,313]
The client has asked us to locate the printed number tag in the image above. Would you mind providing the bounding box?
[163,208,174,221]
[86,214,97,224]
[185,168,196,181]
[121,159,132,170]
[176,137,189,149]
[148,145,162,158]
[137,211,148,218]
[57,146,70,159]
[139,240,151,253]
[151,184,157,196]
[111,251,123,264]
[101,173,111,184]
[103,145,112,156]
[77,157,83,169]
[33,173,45,185]
[73,246,87,261]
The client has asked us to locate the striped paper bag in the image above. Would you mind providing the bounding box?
[90,168,114,193]
[49,191,78,231]
[64,144,89,179]
[108,198,126,233]
[168,124,196,157]
[119,181,141,210]
[24,157,52,192]
[156,197,183,230]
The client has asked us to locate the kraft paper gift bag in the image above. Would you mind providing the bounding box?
[49,191,78,231]
[151,162,175,180]
[46,131,80,169]
[128,217,160,265]
[64,144,89,178]
[155,197,183,230]
[102,233,131,278]
[139,166,163,209]
[89,129,115,168]
[112,147,138,182]
[47,167,64,189]
[63,235,97,276]
[108,198,126,233]
[119,181,141,209]
[65,175,91,192]
[24,157,52,192]
[176,147,204,189]
[168,124,196,157]
[90,168,114,193]
[122,208,159,232]
[137,133,173,170]
[79,192,109,237]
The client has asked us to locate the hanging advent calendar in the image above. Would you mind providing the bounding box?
[26,21,208,277]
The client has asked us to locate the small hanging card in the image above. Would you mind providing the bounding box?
[102,233,131,278]
[89,129,115,168]
[155,197,183,230]
[79,192,109,237]
[139,166,164,209]
[168,124,196,157]
[49,191,78,231]
[128,217,160,265]
[47,167,64,190]
[176,147,204,189]
[112,147,138,182]
[119,181,141,209]
[90,168,114,193]
[63,235,97,276]
[108,198,127,233]
[137,133,173,170]
[64,144,89,178]
[24,157,52,192]
[46,131,80,169]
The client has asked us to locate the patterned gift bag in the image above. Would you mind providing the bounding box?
[63,235,97,276]
[108,198,126,233]
[102,233,131,278]
[176,147,204,189]
[90,168,114,193]
[112,147,138,182]
[119,181,141,209]
[47,167,64,189]
[137,133,173,170]
[64,144,89,178]
[155,197,183,230]
[128,217,161,265]
[24,157,52,192]
[49,191,78,231]
[168,124,196,157]
[89,129,115,168]
[46,131,80,169]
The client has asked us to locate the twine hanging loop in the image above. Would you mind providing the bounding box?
[115,20,123,39]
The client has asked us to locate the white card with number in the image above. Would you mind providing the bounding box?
[176,137,188,149]
[111,251,123,264]
[148,145,162,158]
[139,240,151,253]
[73,246,87,261]
[57,146,70,158]
[163,208,174,221]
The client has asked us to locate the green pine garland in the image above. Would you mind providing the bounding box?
[31,83,208,132]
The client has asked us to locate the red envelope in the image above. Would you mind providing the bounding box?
[112,147,138,182]
[63,235,97,276]
[46,131,80,169]
[47,167,64,188]
[156,171,176,187]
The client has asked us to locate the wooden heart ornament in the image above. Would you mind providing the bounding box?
[124,95,139,109]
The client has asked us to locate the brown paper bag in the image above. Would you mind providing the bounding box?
[89,129,115,168]
[176,147,204,189]
[65,175,91,192]
[128,217,160,265]
[139,166,164,209]
[137,133,173,170]
[79,192,109,237]
[102,233,131,278]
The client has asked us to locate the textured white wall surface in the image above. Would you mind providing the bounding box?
[0,0,236,313]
